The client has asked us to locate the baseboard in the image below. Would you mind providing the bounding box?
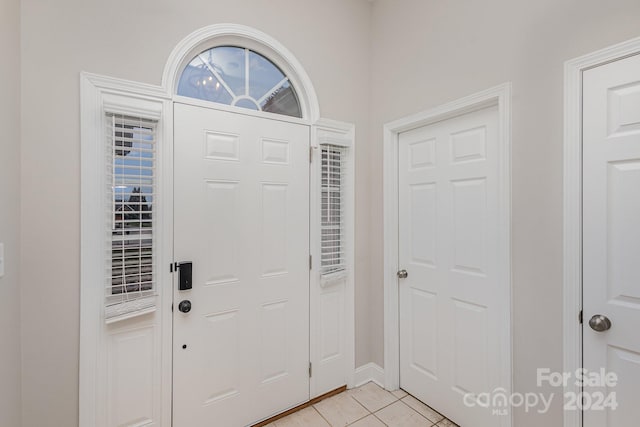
[354,363,385,388]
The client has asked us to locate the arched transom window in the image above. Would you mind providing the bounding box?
[178,46,302,118]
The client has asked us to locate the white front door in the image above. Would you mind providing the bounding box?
[583,53,640,427]
[173,103,310,426]
[398,105,504,426]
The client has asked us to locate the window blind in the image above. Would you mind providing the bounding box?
[105,114,157,323]
[320,144,348,284]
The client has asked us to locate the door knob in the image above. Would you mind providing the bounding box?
[397,269,408,279]
[178,300,192,313]
[589,314,611,332]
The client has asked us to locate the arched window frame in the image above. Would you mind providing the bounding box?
[163,24,320,122]
[177,46,303,118]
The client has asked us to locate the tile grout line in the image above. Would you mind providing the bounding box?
[369,397,402,415]
[395,397,436,425]
[348,384,403,412]
[276,384,455,427]
[314,389,375,427]
[345,394,376,425]
[371,411,390,427]
[400,395,447,424]
[310,405,332,427]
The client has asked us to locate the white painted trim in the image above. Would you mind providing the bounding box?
[162,23,320,122]
[383,83,513,427]
[382,115,400,392]
[563,36,640,427]
[79,73,102,427]
[80,72,173,427]
[354,363,385,388]
[310,119,357,397]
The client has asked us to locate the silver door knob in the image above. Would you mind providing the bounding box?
[589,314,611,332]
[397,270,408,279]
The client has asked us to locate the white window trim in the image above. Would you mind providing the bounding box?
[105,114,158,324]
[179,47,301,117]
[563,36,640,427]
[80,73,173,427]
[311,119,356,395]
[163,23,320,123]
[382,83,512,427]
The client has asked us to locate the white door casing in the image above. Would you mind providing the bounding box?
[398,105,503,427]
[563,36,640,427]
[582,53,640,427]
[173,103,310,426]
[310,120,357,397]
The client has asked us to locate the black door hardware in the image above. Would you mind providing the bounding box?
[177,262,193,291]
[178,300,192,313]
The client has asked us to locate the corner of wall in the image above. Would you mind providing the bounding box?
[354,362,385,388]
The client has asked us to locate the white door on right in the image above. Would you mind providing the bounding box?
[583,53,640,427]
[398,105,505,427]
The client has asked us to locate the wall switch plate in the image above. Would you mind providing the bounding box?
[0,243,4,278]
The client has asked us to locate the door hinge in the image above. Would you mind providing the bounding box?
[309,146,313,163]
[579,310,583,324]
[309,255,312,270]
[309,362,312,378]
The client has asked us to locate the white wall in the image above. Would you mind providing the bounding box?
[0,0,21,425]
[369,0,640,425]
[20,1,372,425]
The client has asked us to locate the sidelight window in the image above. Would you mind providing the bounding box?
[105,114,157,323]
[320,144,349,282]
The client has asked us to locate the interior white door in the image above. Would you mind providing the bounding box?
[398,105,504,427]
[173,103,310,427]
[583,53,640,427]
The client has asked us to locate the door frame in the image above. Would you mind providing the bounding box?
[382,83,512,426]
[80,24,356,427]
[563,36,640,427]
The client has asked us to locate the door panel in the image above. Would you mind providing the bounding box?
[399,106,501,427]
[583,53,640,427]
[173,103,310,426]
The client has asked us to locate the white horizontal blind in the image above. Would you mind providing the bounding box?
[320,144,348,283]
[105,114,157,323]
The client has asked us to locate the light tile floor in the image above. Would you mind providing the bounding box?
[266,382,459,427]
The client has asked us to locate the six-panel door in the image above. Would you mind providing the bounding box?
[583,53,640,427]
[173,103,310,426]
[398,105,503,427]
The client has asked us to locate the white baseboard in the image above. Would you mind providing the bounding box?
[354,363,385,388]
